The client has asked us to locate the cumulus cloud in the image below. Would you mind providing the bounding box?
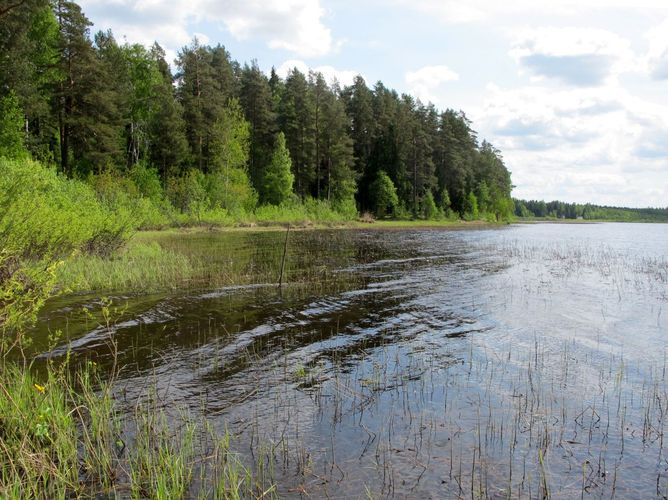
[509,28,635,86]
[395,0,668,24]
[393,0,485,23]
[645,19,668,79]
[79,0,334,59]
[405,65,459,104]
[276,59,360,87]
[473,84,668,206]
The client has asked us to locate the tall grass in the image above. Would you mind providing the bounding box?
[57,242,196,293]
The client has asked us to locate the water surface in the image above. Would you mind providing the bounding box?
[34,223,668,498]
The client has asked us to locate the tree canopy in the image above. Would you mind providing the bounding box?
[0,0,514,221]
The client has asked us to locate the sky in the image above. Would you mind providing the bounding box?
[78,0,668,208]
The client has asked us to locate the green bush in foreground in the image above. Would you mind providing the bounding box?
[0,158,136,342]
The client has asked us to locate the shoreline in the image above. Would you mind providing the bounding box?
[133,217,664,240]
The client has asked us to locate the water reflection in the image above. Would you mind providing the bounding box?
[31,223,668,497]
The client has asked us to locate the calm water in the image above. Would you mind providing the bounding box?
[34,223,668,498]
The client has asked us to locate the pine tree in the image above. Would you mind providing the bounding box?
[176,40,230,172]
[278,68,315,198]
[147,43,189,178]
[262,132,293,205]
[239,61,276,191]
[319,78,356,204]
[53,0,123,175]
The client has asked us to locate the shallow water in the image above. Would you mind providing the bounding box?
[34,223,668,498]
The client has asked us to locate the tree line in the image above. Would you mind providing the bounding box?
[514,199,668,222]
[0,0,514,221]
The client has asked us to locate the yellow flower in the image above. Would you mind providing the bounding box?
[33,383,46,394]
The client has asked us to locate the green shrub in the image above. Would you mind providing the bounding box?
[370,171,399,218]
[0,158,136,339]
[421,191,438,220]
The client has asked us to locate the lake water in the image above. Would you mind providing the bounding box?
[35,223,668,498]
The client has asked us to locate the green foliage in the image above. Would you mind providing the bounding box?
[1,1,517,225]
[515,198,668,222]
[205,169,258,215]
[262,132,294,205]
[421,190,438,220]
[0,93,27,159]
[211,99,251,173]
[0,158,137,340]
[90,170,167,231]
[207,100,257,213]
[129,161,164,202]
[166,169,209,217]
[476,181,491,214]
[333,196,359,220]
[370,171,399,218]
[463,191,479,220]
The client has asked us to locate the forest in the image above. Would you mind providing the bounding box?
[514,199,668,222]
[0,0,514,228]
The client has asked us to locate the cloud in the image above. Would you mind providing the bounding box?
[207,0,332,58]
[394,0,485,23]
[632,128,668,160]
[645,19,668,79]
[510,27,635,86]
[276,59,360,87]
[79,0,334,59]
[395,0,668,25]
[473,84,668,207]
[405,65,459,104]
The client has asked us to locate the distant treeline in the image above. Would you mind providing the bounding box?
[0,0,513,221]
[514,199,668,222]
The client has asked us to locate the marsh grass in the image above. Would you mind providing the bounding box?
[55,228,366,295]
[0,356,281,498]
[225,334,668,497]
[57,242,196,293]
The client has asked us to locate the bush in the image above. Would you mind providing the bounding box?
[370,171,399,218]
[463,191,479,221]
[421,191,438,220]
[0,158,136,339]
[205,169,257,215]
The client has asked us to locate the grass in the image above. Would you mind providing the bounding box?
[0,355,278,498]
[55,219,502,295]
[57,242,196,293]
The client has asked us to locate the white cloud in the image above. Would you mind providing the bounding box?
[396,0,668,24]
[277,59,360,87]
[645,19,668,79]
[472,84,668,206]
[509,27,636,86]
[79,0,334,59]
[394,0,485,23]
[207,0,332,58]
[405,65,459,104]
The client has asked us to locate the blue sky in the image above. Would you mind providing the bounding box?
[79,0,668,207]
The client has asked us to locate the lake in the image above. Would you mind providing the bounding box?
[33,223,668,498]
